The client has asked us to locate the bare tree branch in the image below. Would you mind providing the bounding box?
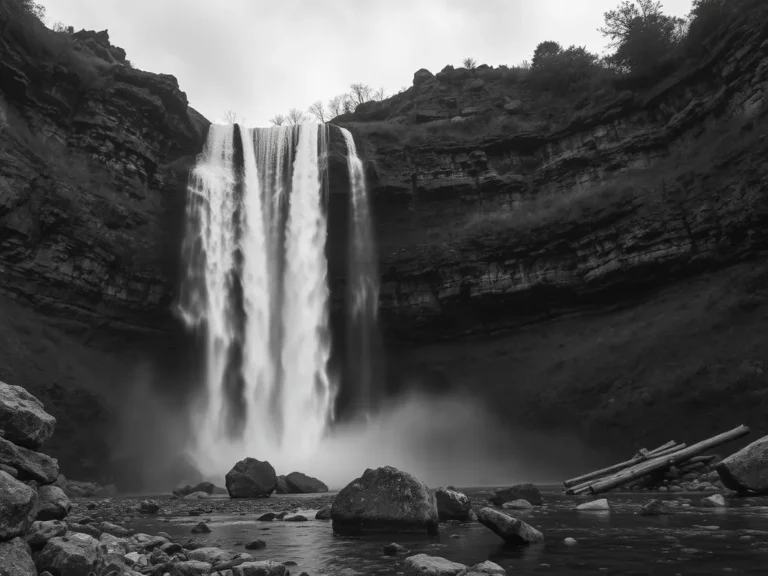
[269,114,286,126]
[287,108,306,125]
[308,101,326,122]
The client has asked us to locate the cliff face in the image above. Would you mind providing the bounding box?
[0,5,208,332]
[336,7,768,345]
[0,3,208,482]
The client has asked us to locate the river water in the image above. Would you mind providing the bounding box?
[123,488,768,575]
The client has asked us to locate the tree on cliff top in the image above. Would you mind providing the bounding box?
[308,101,326,123]
[600,0,685,74]
[286,108,306,125]
[19,0,46,20]
[529,43,600,96]
[462,57,477,70]
[269,114,286,126]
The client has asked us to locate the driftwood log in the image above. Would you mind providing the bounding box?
[563,425,749,495]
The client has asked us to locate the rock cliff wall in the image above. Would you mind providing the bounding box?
[336,7,768,344]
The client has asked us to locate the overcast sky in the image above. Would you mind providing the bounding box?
[43,0,694,126]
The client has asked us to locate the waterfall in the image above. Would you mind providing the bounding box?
[340,128,382,415]
[178,121,334,475]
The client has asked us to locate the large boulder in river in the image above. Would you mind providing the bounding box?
[716,436,768,494]
[0,436,59,484]
[275,475,291,494]
[225,458,277,498]
[285,471,329,494]
[489,483,543,506]
[403,554,467,576]
[0,381,56,449]
[477,507,544,545]
[435,487,472,521]
[0,537,36,576]
[331,466,439,535]
[0,470,38,540]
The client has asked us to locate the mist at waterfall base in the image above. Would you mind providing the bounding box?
[172,120,578,491]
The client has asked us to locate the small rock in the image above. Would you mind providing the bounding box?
[315,506,332,520]
[564,537,577,546]
[0,537,36,576]
[284,514,307,522]
[638,500,675,516]
[35,485,72,521]
[403,554,467,576]
[502,499,532,510]
[383,542,410,555]
[245,539,266,550]
[191,522,211,534]
[139,500,160,514]
[25,520,67,550]
[257,513,277,521]
[701,494,726,507]
[577,499,610,511]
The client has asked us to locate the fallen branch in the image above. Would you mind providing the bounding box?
[586,425,749,495]
[563,441,680,489]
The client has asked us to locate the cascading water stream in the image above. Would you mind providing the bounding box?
[340,128,382,415]
[178,121,335,475]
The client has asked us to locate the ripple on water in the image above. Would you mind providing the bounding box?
[116,490,768,575]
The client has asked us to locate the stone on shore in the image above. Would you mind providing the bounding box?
[0,436,59,484]
[502,499,533,510]
[184,491,209,500]
[285,471,329,494]
[231,561,288,575]
[25,520,68,550]
[476,507,544,545]
[0,381,56,449]
[331,466,439,535]
[315,505,332,519]
[702,494,726,507]
[489,484,543,506]
[173,481,217,498]
[716,436,768,494]
[35,485,72,521]
[463,561,507,575]
[36,533,103,576]
[576,499,610,511]
[0,537,36,576]
[435,487,472,521]
[638,500,675,516]
[225,458,278,498]
[168,560,213,576]
[404,554,468,576]
[0,470,37,540]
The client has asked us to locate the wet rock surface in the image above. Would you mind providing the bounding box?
[226,458,279,499]
[0,381,56,449]
[717,435,768,494]
[331,466,439,535]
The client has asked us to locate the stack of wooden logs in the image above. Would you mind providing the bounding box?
[563,425,750,495]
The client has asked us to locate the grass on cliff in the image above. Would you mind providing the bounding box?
[460,110,766,241]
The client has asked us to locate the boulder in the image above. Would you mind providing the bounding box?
[0,537,36,576]
[403,554,467,576]
[701,494,726,507]
[173,481,216,498]
[716,436,768,494]
[25,520,68,550]
[98,521,133,538]
[36,533,103,576]
[489,484,542,506]
[413,68,435,86]
[225,458,277,498]
[331,466,439,535]
[384,542,410,555]
[285,471,329,494]
[35,485,72,520]
[0,381,56,449]
[638,500,675,516]
[186,547,235,564]
[435,487,471,521]
[183,491,209,500]
[0,470,37,540]
[138,500,160,514]
[245,539,266,550]
[0,463,18,477]
[476,507,543,545]
[0,436,59,484]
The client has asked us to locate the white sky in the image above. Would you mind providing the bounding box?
[42,0,694,126]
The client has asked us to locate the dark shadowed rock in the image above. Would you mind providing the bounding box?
[67,523,102,539]
[226,458,277,498]
[97,521,133,538]
[25,520,68,550]
[0,470,37,540]
[331,466,439,535]
[716,436,768,494]
[384,542,410,555]
[403,554,467,576]
[413,68,435,86]
[315,505,332,520]
[285,471,329,494]
[0,436,59,484]
[0,463,18,477]
[245,538,266,550]
[284,514,308,522]
[463,560,506,575]
[489,484,543,506]
[139,500,160,514]
[0,537,36,576]
[173,481,216,498]
[191,522,211,534]
[477,507,543,545]
[638,500,675,516]
[257,513,277,521]
[0,381,56,449]
[35,485,72,521]
[275,475,291,494]
[36,533,103,576]
[435,487,471,521]
[231,561,288,575]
